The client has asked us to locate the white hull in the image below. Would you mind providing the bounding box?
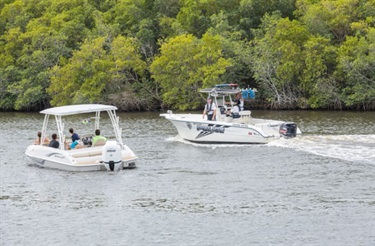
[25,145,137,172]
[25,104,138,171]
[161,113,301,144]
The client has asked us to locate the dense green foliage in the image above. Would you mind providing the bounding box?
[1,0,374,111]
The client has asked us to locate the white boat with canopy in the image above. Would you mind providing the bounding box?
[25,104,137,171]
[160,84,301,144]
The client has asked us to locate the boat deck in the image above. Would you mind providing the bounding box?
[67,146,137,165]
[68,146,103,158]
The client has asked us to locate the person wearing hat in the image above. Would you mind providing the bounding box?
[203,97,217,121]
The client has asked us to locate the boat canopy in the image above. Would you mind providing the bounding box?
[200,84,256,99]
[40,104,117,116]
[200,88,241,95]
[39,104,123,150]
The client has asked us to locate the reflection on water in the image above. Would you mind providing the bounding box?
[0,110,374,245]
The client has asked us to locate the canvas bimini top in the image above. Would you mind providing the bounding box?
[39,104,123,151]
[40,104,118,116]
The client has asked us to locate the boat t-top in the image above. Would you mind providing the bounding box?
[160,84,301,144]
[25,104,137,171]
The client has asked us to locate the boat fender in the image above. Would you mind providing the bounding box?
[249,89,255,99]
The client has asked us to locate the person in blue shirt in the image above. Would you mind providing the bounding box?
[69,128,80,142]
[68,128,81,149]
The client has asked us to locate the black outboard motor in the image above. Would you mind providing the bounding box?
[279,122,297,138]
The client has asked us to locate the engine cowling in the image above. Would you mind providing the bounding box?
[102,141,122,171]
[279,122,297,138]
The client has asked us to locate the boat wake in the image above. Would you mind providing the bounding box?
[165,136,261,149]
[269,134,375,164]
[166,134,375,164]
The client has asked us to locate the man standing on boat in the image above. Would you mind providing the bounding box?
[203,97,216,121]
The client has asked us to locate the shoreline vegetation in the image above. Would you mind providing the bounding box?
[1,0,374,112]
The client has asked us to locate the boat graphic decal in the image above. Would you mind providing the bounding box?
[46,153,65,159]
[195,125,226,139]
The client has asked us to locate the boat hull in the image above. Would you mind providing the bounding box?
[161,113,291,144]
[25,145,137,172]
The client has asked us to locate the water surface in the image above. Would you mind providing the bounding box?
[1,110,374,245]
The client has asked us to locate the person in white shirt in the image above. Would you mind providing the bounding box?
[226,99,241,118]
[203,97,216,121]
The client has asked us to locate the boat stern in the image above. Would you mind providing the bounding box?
[279,122,299,138]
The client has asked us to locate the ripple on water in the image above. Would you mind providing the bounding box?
[1,111,374,245]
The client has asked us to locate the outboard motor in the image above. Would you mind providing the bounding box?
[102,141,122,171]
[279,122,297,138]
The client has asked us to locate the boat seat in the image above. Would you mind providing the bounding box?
[92,139,106,147]
[239,110,251,117]
[239,110,251,124]
[70,149,102,158]
[224,116,232,123]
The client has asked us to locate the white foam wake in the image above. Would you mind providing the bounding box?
[269,135,375,164]
[164,135,260,149]
[166,134,375,163]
